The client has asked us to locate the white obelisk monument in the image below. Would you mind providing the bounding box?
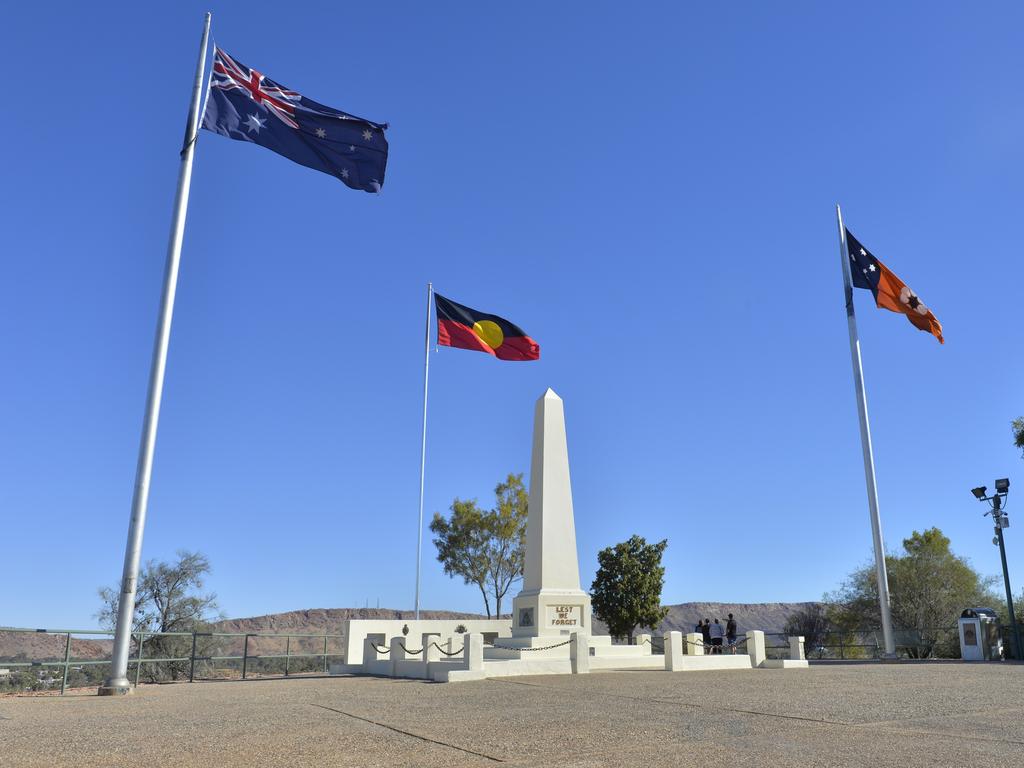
[511,388,592,641]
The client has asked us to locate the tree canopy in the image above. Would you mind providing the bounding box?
[828,528,997,657]
[430,473,528,618]
[590,535,669,642]
[1012,417,1024,454]
[97,550,221,681]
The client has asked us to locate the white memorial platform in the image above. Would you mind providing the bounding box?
[331,388,809,682]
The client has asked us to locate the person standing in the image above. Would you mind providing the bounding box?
[710,618,724,654]
[700,618,712,653]
[726,613,738,654]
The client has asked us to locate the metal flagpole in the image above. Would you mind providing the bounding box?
[414,282,434,620]
[99,12,212,695]
[835,204,897,659]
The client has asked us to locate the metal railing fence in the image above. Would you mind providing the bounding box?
[0,627,345,695]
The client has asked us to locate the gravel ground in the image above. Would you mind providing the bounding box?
[1,663,1022,767]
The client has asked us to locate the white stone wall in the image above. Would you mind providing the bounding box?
[342,619,512,665]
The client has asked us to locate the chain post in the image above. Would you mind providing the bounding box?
[284,635,290,677]
[60,632,72,695]
[322,634,328,674]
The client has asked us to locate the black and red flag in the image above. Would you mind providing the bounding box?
[434,293,540,361]
[846,229,944,344]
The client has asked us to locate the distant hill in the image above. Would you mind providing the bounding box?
[0,631,110,663]
[212,607,493,635]
[1,602,819,662]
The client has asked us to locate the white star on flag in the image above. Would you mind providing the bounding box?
[341,168,350,179]
[315,127,326,138]
[362,129,373,141]
[860,248,867,256]
[243,114,267,134]
[868,264,876,272]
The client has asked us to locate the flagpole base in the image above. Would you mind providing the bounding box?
[97,677,134,696]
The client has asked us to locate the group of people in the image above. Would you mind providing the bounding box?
[695,613,738,654]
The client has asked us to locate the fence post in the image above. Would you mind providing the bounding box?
[60,632,72,695]
[189,633,198,683]
[135,632,146,687]
[242,634,250,680]
[839,634,845,660]
[284,635,290,677]
[322,634,328,674]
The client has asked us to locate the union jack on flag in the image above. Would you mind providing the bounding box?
[210,48,301,129]
[201,46,388,192]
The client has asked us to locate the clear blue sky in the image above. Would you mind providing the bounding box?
[2,2,1022,628]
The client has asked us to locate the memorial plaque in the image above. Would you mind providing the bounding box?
[547,604,581,628]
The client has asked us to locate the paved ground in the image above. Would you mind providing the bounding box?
[2,663,1023,767]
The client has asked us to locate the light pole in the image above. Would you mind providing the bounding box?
[972,479,1022,659]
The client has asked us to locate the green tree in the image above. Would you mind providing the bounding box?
[828,528,997,658]
[783,604,833,657]
[97,550,221,681]
[430,473,528,618]
[1012,417,1024,454]
[590,535,669,643]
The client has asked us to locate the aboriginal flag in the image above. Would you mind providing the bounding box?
[434,294,540,361]
[846,229,944,344]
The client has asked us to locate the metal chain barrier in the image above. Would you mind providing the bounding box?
[491,639,572,652]
[369,644,391,654]
[397,642,425,655]
[681,635,749,652]
[430,642,465,657]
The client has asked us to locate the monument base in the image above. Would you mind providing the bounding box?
[511,588,592,639]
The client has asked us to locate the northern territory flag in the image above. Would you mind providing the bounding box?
[846,229,944,344]
[434,294,540,361]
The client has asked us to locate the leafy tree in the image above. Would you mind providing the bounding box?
[828,528,997,658]
[783,604,833,656]
[430,473,528,618]
[590,535,669,643]
[1012,417,1024,454]
[97,550,221,681]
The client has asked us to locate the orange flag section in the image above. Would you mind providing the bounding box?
[874,259,944,344]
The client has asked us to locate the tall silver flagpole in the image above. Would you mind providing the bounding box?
[99,12,212,695]
[835,204,897,659]
[414,282,433,620]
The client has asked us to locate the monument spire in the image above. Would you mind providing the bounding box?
[512,388,592,638]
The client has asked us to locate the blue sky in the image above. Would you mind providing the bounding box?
[2,2,1023,628]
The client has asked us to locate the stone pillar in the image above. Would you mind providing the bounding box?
[685,632,704,656]
[637,633,652,655]
[788,635,806,661]
[747,630,766,668]
[570,632,590,674]
[423,633,442,663]
[363,637,382,663]
[664,631,684,671]
[464,633,484,672]
[390,636,406,677]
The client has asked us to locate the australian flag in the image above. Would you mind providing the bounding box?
[201,47,388,193]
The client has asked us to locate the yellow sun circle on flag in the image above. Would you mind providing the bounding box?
[472,320,504,350]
